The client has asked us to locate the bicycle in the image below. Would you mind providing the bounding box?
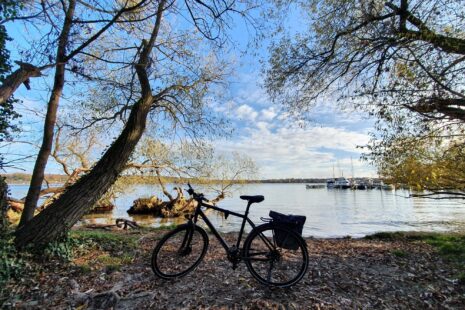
[150,184,309,287]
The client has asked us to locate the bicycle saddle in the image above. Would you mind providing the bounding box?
[240,195,264,203]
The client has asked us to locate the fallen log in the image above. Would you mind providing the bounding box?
[82,218,140,230]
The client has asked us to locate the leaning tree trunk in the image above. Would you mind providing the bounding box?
[18,0,76,227]
[14,0,166,248]
[15,96,153,247]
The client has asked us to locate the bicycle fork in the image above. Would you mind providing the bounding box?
[178,220,195,256]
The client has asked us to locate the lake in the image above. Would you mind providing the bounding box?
[9,183,465,237]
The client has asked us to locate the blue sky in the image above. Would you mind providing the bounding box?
[2,2,378,179]
[207,70,377,178]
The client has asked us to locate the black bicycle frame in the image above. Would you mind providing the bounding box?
[191,199,257,252]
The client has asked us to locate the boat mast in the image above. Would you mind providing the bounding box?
[351,157,354,181]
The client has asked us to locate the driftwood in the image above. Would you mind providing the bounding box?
[83,218,140,230]
[127,187,198,218]
[116,218,139,229]
[89,201,115,213]
[128,187,226,218]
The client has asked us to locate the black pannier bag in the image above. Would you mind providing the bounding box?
[269,211,306,250]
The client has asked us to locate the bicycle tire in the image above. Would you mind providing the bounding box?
[243,223,309,287]
[151,223,209,279]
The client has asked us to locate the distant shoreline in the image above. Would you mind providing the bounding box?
[3,173,379,185]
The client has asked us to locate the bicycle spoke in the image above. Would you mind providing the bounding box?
[152,225,208,278]
[244,224,309,287]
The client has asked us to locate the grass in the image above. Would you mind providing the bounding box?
[140,223,179,231]
[391,249,408,258]
[366,231,465,260]
[70,229,139,253]
[367,231,465,283]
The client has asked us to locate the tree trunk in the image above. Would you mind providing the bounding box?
[15,96,153,247]
[0,177,9,232]
[14,0,166,248]
[0,62,43,104]
[18,0,77,227]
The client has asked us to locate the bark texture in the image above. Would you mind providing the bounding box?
[0,177,8,232]
[0,62,43,105]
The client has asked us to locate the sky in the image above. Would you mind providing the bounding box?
[2,2,378,179]
[207,70,377,179]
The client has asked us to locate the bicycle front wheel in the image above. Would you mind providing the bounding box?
[243,223,309,287]
[151,223,209,279]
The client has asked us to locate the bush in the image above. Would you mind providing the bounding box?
[43,234,76,261]
[0,232,23,288]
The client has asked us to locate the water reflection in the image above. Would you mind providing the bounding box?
[8,183,465,237]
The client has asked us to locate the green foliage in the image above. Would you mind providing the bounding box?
[367,231,465,262]
[29,230,140,263]
[372,136,465,193]
[104,263,121,274]
[392,249,408,258]
[424,234,465,261]
[0,232,24,288]
[43,234,75,261]
[0,0,21,164]
[70,230,138,253]
[77,263,92,274]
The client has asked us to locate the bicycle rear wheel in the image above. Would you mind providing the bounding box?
[243,223,308,287]
[151,223,209,279]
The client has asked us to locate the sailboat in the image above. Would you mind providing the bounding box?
[326,164,336,188]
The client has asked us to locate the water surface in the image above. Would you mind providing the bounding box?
[9,183,465,237]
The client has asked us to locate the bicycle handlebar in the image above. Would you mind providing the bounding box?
[186,183,206,202]
[187,182,195,195]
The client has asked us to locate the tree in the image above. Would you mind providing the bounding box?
[14,0,257,247]
[0,1,21,157]
[369,134,465,199]
[0,1,22,230]
[8,0,154,227]
[266,0,465,193]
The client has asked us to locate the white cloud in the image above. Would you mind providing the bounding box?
[213,124,375,179]
[214,99,237,112]
[235,104,258,121]
[261,107,277,121]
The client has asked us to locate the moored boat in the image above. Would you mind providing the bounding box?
[326,179,335,189]
[334,177,351,189]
